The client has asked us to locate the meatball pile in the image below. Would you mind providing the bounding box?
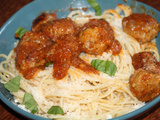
[122,13,160,102]
[130,52,160,101]
[15,13,122,80]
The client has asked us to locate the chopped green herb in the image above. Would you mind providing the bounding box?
[4,76,21,92]
[15,27,28,39]
[91,59,117,77]
[22,92,38,114]
[46,62,53,67]
[87,0,102,16]
[47,106,64,115]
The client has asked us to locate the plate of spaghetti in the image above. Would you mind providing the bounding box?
[0,0,160,120]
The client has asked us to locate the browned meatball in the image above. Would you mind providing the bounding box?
[15,31,53,79]
[132,52,160,74]
[129,68,160,102]
[33,17,79,42]
[79,19,121,55]
[32,12,57,32]
[122,13,159,44]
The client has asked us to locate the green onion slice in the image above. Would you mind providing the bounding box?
[22,92,38,114]
[91,59,117,77]
[47,106,64,115]
[87,0,102,16]
[4,76,21,92]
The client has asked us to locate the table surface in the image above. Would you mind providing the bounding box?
[0,0,160,120]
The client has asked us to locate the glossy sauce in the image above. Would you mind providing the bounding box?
[16,15,122,80]
[15,32,53,79]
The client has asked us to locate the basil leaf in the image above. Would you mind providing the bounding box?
[87,0,102,16]
[91,59,117,77]
[104,61,117,76]
[4,76,21,92]
[22,92,38,114]
[47,106,64,115]
[15,27,28,39]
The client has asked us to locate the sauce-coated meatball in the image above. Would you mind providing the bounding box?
[129,68,160,102]
[16,31,53,79]
[132,52,160,74]
[79,19,121,55]
[32,12,57,32]
[122,13,159,44]
[33,18,79,42]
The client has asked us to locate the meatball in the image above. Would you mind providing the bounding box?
[132,52,160,74]
[33,17,79,42]
[15,31,53,79]
[129,68,160,102]
[79,26,110,55]
[79,19,121,55]
[32,12,57,32]
[122,13,159,44]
